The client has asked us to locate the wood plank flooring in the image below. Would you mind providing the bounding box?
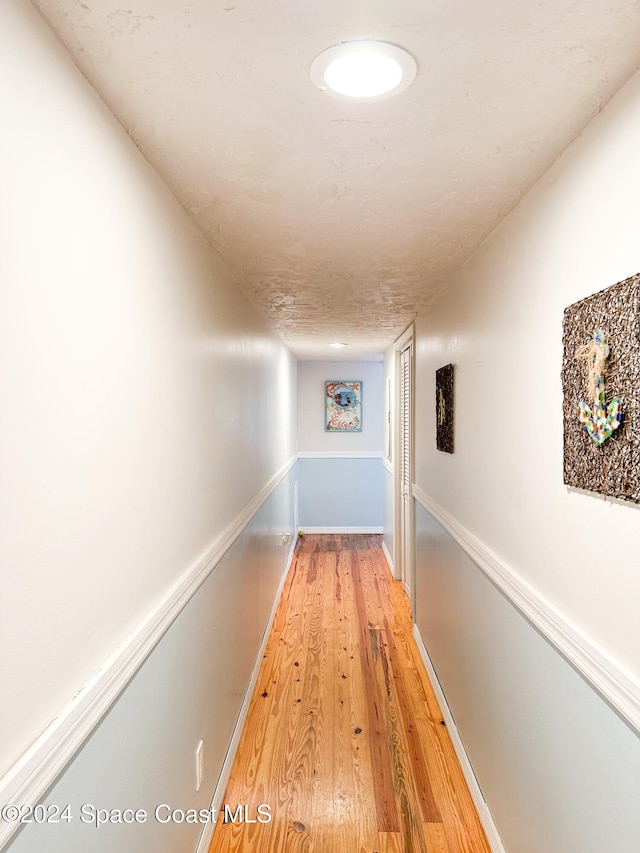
[208,534,491,853]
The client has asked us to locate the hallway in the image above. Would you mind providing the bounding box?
[4,6,640,853]
[209,535,490,853]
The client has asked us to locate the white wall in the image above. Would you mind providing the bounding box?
[414,71,640,675]
[297,361,384,531]
[406,69,640,852]
[6,472,296,853]
[0,0,296,804]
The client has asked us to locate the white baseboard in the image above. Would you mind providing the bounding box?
[297,526,383,534]
[195,539,298,853]
[381,539,394,574]
[413,626,506,853]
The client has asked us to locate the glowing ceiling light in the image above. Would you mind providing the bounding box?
[310,41,417,101]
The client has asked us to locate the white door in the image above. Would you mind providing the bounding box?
[399,342,414,601]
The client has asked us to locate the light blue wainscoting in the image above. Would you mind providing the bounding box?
[5,469,296,853]
[297,455,383,531]
[414,499,640,853]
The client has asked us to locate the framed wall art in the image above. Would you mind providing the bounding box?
[561,272,640,503]
[325,381,362,431]
[436,363,454,453]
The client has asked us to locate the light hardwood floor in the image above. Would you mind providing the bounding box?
[209,534,491,853]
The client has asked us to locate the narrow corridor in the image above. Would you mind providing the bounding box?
[209,534,490,853]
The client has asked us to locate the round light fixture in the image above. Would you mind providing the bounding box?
[329,342,348,348]
[310,41,417,101]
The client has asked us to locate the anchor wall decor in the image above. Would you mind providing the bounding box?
[575,330,622,445]
[561,273,640,504]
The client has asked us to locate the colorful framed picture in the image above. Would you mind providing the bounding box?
[325,381,362,431]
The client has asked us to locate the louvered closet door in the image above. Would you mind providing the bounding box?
[399,343,413,598]
[400,345,411,498]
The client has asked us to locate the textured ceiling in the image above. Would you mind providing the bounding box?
[32,0,640,359]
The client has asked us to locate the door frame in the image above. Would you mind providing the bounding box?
[392,325,415,611]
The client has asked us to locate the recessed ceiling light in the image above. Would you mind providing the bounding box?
[329,342,348,348]
[310,41,417,101]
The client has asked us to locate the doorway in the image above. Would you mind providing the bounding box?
[395,329,414,609]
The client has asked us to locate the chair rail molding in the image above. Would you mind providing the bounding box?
[0,454,298,849]
[297,450,383,458]
[412,484,640,736]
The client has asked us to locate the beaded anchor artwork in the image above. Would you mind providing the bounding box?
[561,273,640,503]
[575,331,622,444]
